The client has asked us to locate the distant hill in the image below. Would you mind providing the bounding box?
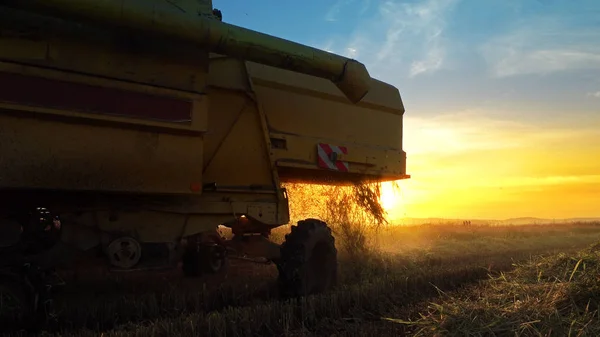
[499,217,600,225]
[394,217,600,226]
[396,218,494,226]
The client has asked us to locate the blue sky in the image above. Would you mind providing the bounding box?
[213,0,600,121]
[213,0,600,219]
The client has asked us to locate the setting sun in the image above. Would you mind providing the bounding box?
[380,181,405,216]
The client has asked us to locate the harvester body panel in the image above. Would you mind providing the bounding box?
[0,0,408,247]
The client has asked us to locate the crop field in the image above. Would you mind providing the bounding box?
[3,221,599,337]
[5,184,600,337]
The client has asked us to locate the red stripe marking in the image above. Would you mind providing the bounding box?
[320,143,334,155]
[335,161,348,171]
[0,71,193,122]
[317,143,350,172]
[317,156,329,169]
[317,143,333,169]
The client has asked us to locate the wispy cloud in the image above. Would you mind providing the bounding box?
[486,175,600,188]
[587,91,600,98]
[387,0,458,77]
[480,17,600,78]
[324,0,348,22]
[325,0,372,22]
[376,0,459,77]
[404,110,599,156]
[359,0,372,14]
[326,0,459,79]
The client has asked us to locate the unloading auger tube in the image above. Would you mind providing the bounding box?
[0,0,371,103]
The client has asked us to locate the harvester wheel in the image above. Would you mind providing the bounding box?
[106,236,142,270]
[201,244,227,274]
[181,243,227,277]
[277,219,338,298]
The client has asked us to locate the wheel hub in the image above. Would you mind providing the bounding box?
[107,237,142,269]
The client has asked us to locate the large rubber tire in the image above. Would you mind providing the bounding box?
[277,219,338,298]
[182,243,227,277]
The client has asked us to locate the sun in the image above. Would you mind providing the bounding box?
[378,180,412,222]
[380,181,400,211]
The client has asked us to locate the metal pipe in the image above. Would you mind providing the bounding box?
[0,0,371,103]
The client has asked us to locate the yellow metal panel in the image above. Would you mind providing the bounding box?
[59,191,290,244]
[93,203,286,242]
[246,62,405,113]
[244,61,408,183]
[253,83,404,149]
[208,56,252,92]
[269,133,407,179]
[40,39,209,93]
[168,0,214,14]
[60,210,232,245]
[0,8,209,93]
[201,95,245,166]
[202,88,274,187]
[0,63,208,195]
[95,211,189,242]
[148,191,291,226]
[1,0,371,102]
[182,215,234,238]
[0,62,208,133]
[0,114,205,194]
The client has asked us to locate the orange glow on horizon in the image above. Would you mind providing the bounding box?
[380,112,600,221]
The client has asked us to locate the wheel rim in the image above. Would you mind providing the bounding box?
[107,237,142,269]
[207,245,224,271]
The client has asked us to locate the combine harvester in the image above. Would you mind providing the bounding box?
[0,0,409,325]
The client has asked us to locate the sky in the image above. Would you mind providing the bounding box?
[213,0,600,220]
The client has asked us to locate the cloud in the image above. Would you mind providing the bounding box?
[480,17,600,78]
[403,109,599,156]
[325,0,372,22]
[359,0,372,14]
[490,175,600,188]
[375,0,459,77]
[587,91,600,98]
[325,0,459,79]
[324,0,348,22]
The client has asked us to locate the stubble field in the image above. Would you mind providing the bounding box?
[5,184,600,336]
[4,221,600,337]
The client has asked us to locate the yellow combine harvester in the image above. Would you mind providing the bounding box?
[0,0,408,325]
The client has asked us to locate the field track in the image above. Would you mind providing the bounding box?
[5,222,600,336]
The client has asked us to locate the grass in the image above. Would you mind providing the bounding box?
[32,266,499,337]
[393,242,600,336]
[373,221,600,258]
[5,221,600,337]
[4,183,600,336]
